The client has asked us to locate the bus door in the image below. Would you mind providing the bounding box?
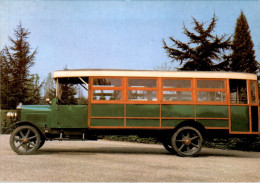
[229,79,259,133]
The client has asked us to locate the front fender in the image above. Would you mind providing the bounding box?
[12,121,48,139]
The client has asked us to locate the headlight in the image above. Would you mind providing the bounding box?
[6,112,17,120]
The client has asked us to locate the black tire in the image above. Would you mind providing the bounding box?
[162,141,176,154]
[10,125,41,155]
[171,126,203,157]
[38,137,45,149]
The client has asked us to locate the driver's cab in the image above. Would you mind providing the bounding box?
[50,76,89,128]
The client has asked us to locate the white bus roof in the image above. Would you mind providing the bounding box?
[53,69,257,80]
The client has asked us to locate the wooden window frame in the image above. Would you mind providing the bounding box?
[195,78,228,105]
[161,78,194,104]
[91,76,125,104]
[127,77,159,104]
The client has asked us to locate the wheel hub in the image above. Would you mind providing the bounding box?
[184,138,191,145]
[23,138,29,143]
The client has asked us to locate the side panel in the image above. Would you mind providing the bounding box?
[230,106,249,132]
[126,104,160,117]
[197,119,229,127]
[21,105,51,128]
[161,119,183,127]
[51,105,88,128]
[91,119,124,127]
[251,106,259,132]
[196,105,228,118]
[161,105,194,117]
[126,119,159,127]
[91,104,124,117]
[90,104,124,127]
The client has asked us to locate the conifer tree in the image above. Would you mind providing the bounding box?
[58,66,77,104]
[0,51,11,109]
[163,14,231,71]
[43,72,56,100]
[26,74,43,104]
[60,83,77,105]
[230,11,258,73]
[0,23,37,109]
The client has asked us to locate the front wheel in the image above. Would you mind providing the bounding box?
[171,126,203,157]
[10,125,41,155]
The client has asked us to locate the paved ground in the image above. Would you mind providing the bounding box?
[1,134,260,182]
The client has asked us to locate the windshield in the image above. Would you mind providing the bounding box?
[56,77,89,105]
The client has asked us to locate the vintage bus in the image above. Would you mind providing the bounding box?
[7,69,260,156]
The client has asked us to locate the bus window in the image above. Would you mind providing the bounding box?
[197,80,225,88]
[93,78,122,87]
[93,90,122,101]
[162,79,192,102]
[163,91,192,101]
[128,79,157,88]
[128,90,157,101]
[197,91,225,102]
[230,79,247,104]
[92,77,123,102]
[163,79,191,88]
[196,79,226,102]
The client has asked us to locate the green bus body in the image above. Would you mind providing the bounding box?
[19,103,250,131]
[8,69,260,156]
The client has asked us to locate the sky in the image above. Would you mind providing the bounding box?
[1,0,260,81]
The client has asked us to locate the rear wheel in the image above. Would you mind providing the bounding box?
[171,126,203,157]
[10,125,41,155]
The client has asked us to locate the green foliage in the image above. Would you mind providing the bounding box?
[60,83,77,105]
[0,109,17,134]
[99,90,106,100]
[0,51,11,109]
[163,14,231,71]
[230,11,259,73]
[25,74,43,105]
[103,135,160,144]
[103,135,260,152]
[0,23,38,109]
[77,86,88,105]
[203,137,260,152]
[154,61,175,71]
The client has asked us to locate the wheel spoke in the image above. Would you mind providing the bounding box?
[28,135,37,140]
[16,142,23,150]
[14,137,23,141]
[24,143,29,151]
[19,131,25,137]
[186,132,190,138]
[178,144,185,151]
[191,142,199,148]
[190,136,199,141]
[181,133,185,139]
[176,139,184,142]
[25,129,31,138]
